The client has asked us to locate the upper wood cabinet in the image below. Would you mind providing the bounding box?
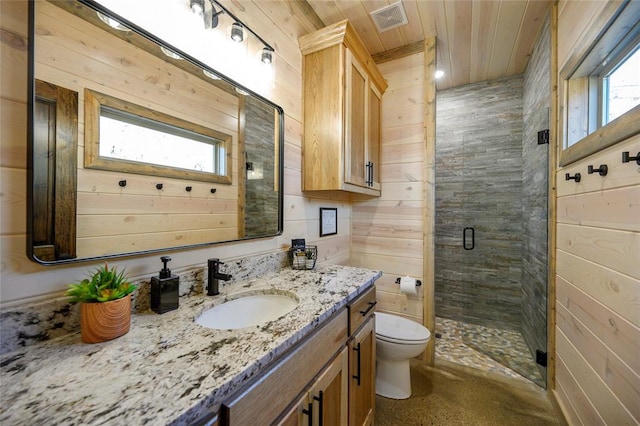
[299,20,388,196]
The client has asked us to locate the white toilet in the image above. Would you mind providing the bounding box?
[375,312,431,399]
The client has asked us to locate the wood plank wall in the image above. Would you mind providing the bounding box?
[36,2,241,258]
[553,1,640,423]
[350,47,430,346]
[0,0,345,306]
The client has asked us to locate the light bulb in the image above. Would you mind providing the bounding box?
[434,70,445,79]
[96,12,129,31]
[231,22,244,42]
[261,47,273,64]
[190,0,204,16]
[160,46,182,60]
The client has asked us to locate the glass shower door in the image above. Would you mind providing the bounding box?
[460,132,546,387]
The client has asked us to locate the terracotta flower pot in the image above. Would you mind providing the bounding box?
[80,294,132,343]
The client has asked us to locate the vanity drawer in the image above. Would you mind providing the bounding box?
[348,285,377,335]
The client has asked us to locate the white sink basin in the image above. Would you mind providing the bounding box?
[196,292,299,330]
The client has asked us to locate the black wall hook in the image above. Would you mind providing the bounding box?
[622,151,640,165]
[118,180,127,187]
[588,164,608,176]
[210,188,217,194]
[185,186,192,192]
[156,183,163,190]
[565,172,581,182]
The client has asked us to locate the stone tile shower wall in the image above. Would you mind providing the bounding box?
[435,75,524,330]
[243,96,279,236]
[522,14,550,378]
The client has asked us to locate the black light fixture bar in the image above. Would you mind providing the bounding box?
[208,0,274,53]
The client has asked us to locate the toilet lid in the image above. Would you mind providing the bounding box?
[375,312,431,342]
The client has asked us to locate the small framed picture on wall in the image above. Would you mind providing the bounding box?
[319,207,337,237]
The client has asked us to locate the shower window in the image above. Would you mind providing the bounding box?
[560,1,640,166]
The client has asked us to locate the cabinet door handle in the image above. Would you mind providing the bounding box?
[359,301,377,316]
[302,402,313,426]
[352,342,361,386]
[365,162,371,186]
[369,162,374,186]
[313,391,323,426]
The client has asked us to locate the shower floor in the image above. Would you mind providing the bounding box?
[435,317,545,387]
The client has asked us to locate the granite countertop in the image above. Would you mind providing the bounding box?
[0,265,381,425]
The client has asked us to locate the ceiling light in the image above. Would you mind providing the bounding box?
[231,22,244,42]
[261,47,273,64]
[434,70,445,79]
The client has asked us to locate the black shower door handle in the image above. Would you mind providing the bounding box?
[463,227,475,250]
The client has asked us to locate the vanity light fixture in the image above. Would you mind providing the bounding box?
[261,47,273,64]
[230,22,244,42]
[198,0,275,62]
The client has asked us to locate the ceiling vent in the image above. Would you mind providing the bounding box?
[370,1,409,33]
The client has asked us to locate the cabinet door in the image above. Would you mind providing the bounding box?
[348,317,375,426]
[309,347,348,426]
[367,85,382,190]
[345,49,367,188]
[277,393,307,426]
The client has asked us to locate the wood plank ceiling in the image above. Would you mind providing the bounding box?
[304,0,550,90]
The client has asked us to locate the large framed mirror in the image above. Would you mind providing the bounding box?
[27,0,284,264]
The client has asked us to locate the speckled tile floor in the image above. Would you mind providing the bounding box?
[434,317,545,386]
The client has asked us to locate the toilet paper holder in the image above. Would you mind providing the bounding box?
[395,277,422,286]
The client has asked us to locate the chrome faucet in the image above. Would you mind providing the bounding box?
[207,258,232,296]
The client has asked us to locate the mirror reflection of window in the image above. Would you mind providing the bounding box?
[99,106,226,174]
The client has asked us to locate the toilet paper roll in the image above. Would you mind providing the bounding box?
[399,276,418,295]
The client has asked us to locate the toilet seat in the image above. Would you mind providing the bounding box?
[375,312,431,344]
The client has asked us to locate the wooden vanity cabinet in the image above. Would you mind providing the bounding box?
[299,20,387,197]
[347,286,376,426]
[220,287,376,426]
[221,310,348,425]
[278,347,348,426]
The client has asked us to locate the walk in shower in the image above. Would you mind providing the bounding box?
[434,71,549,387]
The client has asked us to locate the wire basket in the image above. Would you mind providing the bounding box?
[288,245,317,270]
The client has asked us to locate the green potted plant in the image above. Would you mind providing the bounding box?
[66,263,136,343]
[305,247,316,269]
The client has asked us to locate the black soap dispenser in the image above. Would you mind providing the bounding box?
[151,256,179,314]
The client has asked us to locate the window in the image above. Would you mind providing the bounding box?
[560,2,640,165]
[84,89,232,184]
[99,106,226,175]
[602,44,640,125]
